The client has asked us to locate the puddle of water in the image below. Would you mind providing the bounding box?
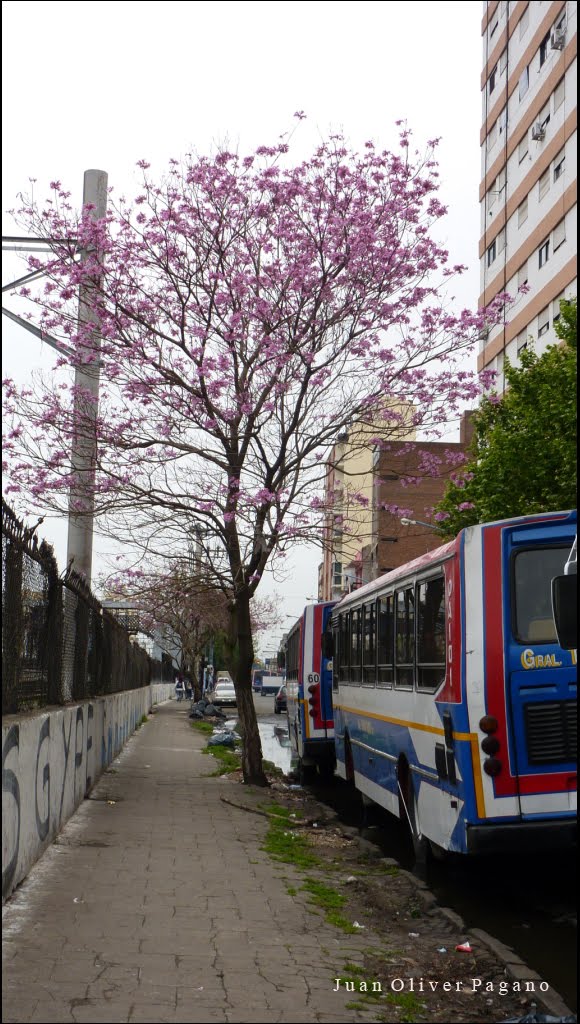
[223,717,292,774]
[258,723,292,774]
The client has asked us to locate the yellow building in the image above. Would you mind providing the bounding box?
[319,407,415,601]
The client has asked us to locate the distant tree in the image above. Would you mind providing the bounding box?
[434,298,577,537]
[105,566,280,700]
[3,124,502,783]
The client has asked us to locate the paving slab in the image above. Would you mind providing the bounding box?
[2,701,372,1023]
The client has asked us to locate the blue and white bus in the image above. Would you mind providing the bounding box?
[332,510,577,856]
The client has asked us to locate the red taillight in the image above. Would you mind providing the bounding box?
[483,757,502,777]
[307,683,321,718]
[481,735,500,756]
[479,715,499,734]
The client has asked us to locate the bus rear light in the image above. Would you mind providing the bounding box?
[307,683,321,719]
[481,735,500,756]
[479,715,499,734]
[483,756,502,777]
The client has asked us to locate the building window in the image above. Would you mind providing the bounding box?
[538,169,550,200]
[487,239,497,267]
[518,135,529,163]
[497,227,506,253]
[554,77,566,111]
[517,331,528,355]
[490,13,499,38]
[518,262,529,289]
[553,150,565,181]
[538,239,550,268]
[538,307,550,337]
[553,219,566,252]
[519,5,529,38]
[539,31,551,67]
[489,65,498,94]
[555,11,567,31]
[499,49,508,75]
[498,107,507,138]
[519,66,529,101]
[552,293,565,322]
[332,561,343,588]
[488,121,498,150]
[539,104,551,131]
[518,197,528,226]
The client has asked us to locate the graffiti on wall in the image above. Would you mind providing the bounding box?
[2,693,147,901]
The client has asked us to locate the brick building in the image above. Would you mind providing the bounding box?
[318,413,474,600]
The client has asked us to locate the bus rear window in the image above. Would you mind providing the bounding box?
[513,546,569,644]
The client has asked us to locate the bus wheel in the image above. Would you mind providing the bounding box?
[398,763,429,866]
[427,840,448,863]
[298,760,317,785]
[317,759,335,784]
[344,735,355,783]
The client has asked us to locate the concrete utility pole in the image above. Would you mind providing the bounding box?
[66,169,108,585]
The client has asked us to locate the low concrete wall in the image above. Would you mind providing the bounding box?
[151,682,175,705]
[2,684,174,902]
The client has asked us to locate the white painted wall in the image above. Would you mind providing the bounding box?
[2,683,174,902]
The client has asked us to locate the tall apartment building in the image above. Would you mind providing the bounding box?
[479,1,577,387]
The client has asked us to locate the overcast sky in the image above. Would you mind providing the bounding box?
[2,0,483,656]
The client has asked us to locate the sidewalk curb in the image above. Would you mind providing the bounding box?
[304,794,575,1021]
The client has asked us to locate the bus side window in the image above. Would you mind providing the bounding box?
[362,602,376,685]
[350,608,362,684]
[395,587,414,688]
[377,594,394,686]
[417,576,446,691]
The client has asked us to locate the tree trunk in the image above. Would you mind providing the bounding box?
[226,590,267,786]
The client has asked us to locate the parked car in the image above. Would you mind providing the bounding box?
[274,685,287,715]
[207,679,237,707]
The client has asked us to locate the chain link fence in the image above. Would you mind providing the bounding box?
[2,500,151,715]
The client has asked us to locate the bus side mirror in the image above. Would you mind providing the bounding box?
[551,575,577,650]
[321,632,334,659]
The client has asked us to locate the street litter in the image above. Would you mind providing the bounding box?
[346,876,357,883]
[437,947,447,953]
[408,932,420,938]
[73,897,84,904]
[107,800,116,805]
[455,942,473,952]
[352,922,365,929]
[207,730,237,748]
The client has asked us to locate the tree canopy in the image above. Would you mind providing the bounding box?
[3,124,503,781]
[434,298,577,537]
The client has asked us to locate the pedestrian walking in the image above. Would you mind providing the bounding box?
[185,675,193,701]
[175,674,185,702]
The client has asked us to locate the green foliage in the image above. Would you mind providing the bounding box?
[261,808,320,868]
[201,744,241,775]
[435,298,577,537]
[190,720,214,735]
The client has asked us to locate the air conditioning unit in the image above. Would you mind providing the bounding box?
[478,326,490,342]
[531,122,546,142]
[550,26,566,49]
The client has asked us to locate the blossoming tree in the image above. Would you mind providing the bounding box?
[3,123,499,783]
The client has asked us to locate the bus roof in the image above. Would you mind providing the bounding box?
[335,509,577,613]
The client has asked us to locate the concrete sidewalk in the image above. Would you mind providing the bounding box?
[2,700,372,1024]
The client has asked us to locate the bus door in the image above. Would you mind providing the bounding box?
[504,521,577,812]
[319,604,334,728]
